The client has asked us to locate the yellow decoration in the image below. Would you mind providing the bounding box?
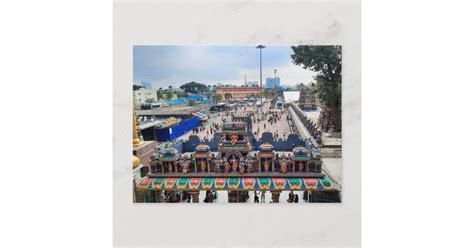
[132,155,140,168]
[165,117,177,125]
[133,109,141,146]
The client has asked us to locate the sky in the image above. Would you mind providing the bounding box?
[133,45,316,89]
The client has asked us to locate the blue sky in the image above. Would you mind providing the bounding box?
[133,45,316,89]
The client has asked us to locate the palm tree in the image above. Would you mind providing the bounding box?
[165,90,173,101]
[212,94,222,104]
[157,87,163,100]
[224,93,232,105]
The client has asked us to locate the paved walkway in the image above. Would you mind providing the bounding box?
[180,102,292,141]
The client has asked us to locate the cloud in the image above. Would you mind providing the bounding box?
[133,45,316,88]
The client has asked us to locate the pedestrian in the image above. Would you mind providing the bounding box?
[294,194,299,203]
[254,191,259,203]
[261,191,266,203]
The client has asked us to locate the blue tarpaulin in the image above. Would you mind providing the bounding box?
[154,116,200,141]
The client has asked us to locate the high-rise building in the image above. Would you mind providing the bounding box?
[141,81,152,89]
[265,77,280,89]
[246,81,259,87]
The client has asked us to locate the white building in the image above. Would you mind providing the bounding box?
[283,91,300,103]
[246,81,259,87]
[134,88,158,104]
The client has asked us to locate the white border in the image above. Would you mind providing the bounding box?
[114,1,360,247]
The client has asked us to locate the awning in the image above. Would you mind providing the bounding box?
[192,112,208,120]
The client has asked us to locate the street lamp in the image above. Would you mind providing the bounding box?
[256,45,265,111]
[274,69,277,91]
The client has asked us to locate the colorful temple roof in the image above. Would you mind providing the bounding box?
[135,177,332,191]
[222,122,246,133]
[195,144,211,159]
[292,146,310,161]
[258,143,274,152]
[159,148,179,162]
[196,144,211,153]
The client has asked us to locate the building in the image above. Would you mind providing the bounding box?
[283,91,300,103]
[134,88,158,104]
[265,77,280,89]
[216,86,262,100]
[246,81,259,87]
[298,85,318,111]
[141,81,152,89]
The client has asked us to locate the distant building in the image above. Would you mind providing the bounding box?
[298,85,318,111]
[283,91,300,103]
[265,77,280,89]
[134,88,158,105]
[246,81,259,87]
[141,81,152,89]
[216,86,262,100]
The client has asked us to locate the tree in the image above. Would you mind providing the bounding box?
[157,87,163,100]
[224,93,232,105]
[212,94,222,104]
[179,81,208,94]
[188,99,196,106]
[145,98,154,104]
[291,45,342,131]
[133,85,144,91]
[176,91,185,99]
[165,90,174,101]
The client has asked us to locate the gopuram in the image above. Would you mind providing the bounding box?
[135,121,337,203]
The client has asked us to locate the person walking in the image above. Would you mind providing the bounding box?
[261,190,266,203]
[294,194,299,203]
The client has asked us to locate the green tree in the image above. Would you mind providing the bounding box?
[175,91,185,99]
[212,94,222,104]
[156,87,163,100]
[180,81,208,94]
[188,99,196,106]
[133,85,144,91]
[165,90,174,100]
[224,93,232,105]
[291,45,342,131]
[144,98,154,104]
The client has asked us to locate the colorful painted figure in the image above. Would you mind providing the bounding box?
[231,156,238,173]
[231,133,238,145]
[239,161,245,174]
[200,160,207,172]
[224,162,230,174]
[263,159,270,173]
[280,158,287,174]
[182,160,189,174]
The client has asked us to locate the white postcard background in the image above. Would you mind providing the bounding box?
[114,0,360,247]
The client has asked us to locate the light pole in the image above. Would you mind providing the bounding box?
[274,69,277,91]
[256,45,265,111]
